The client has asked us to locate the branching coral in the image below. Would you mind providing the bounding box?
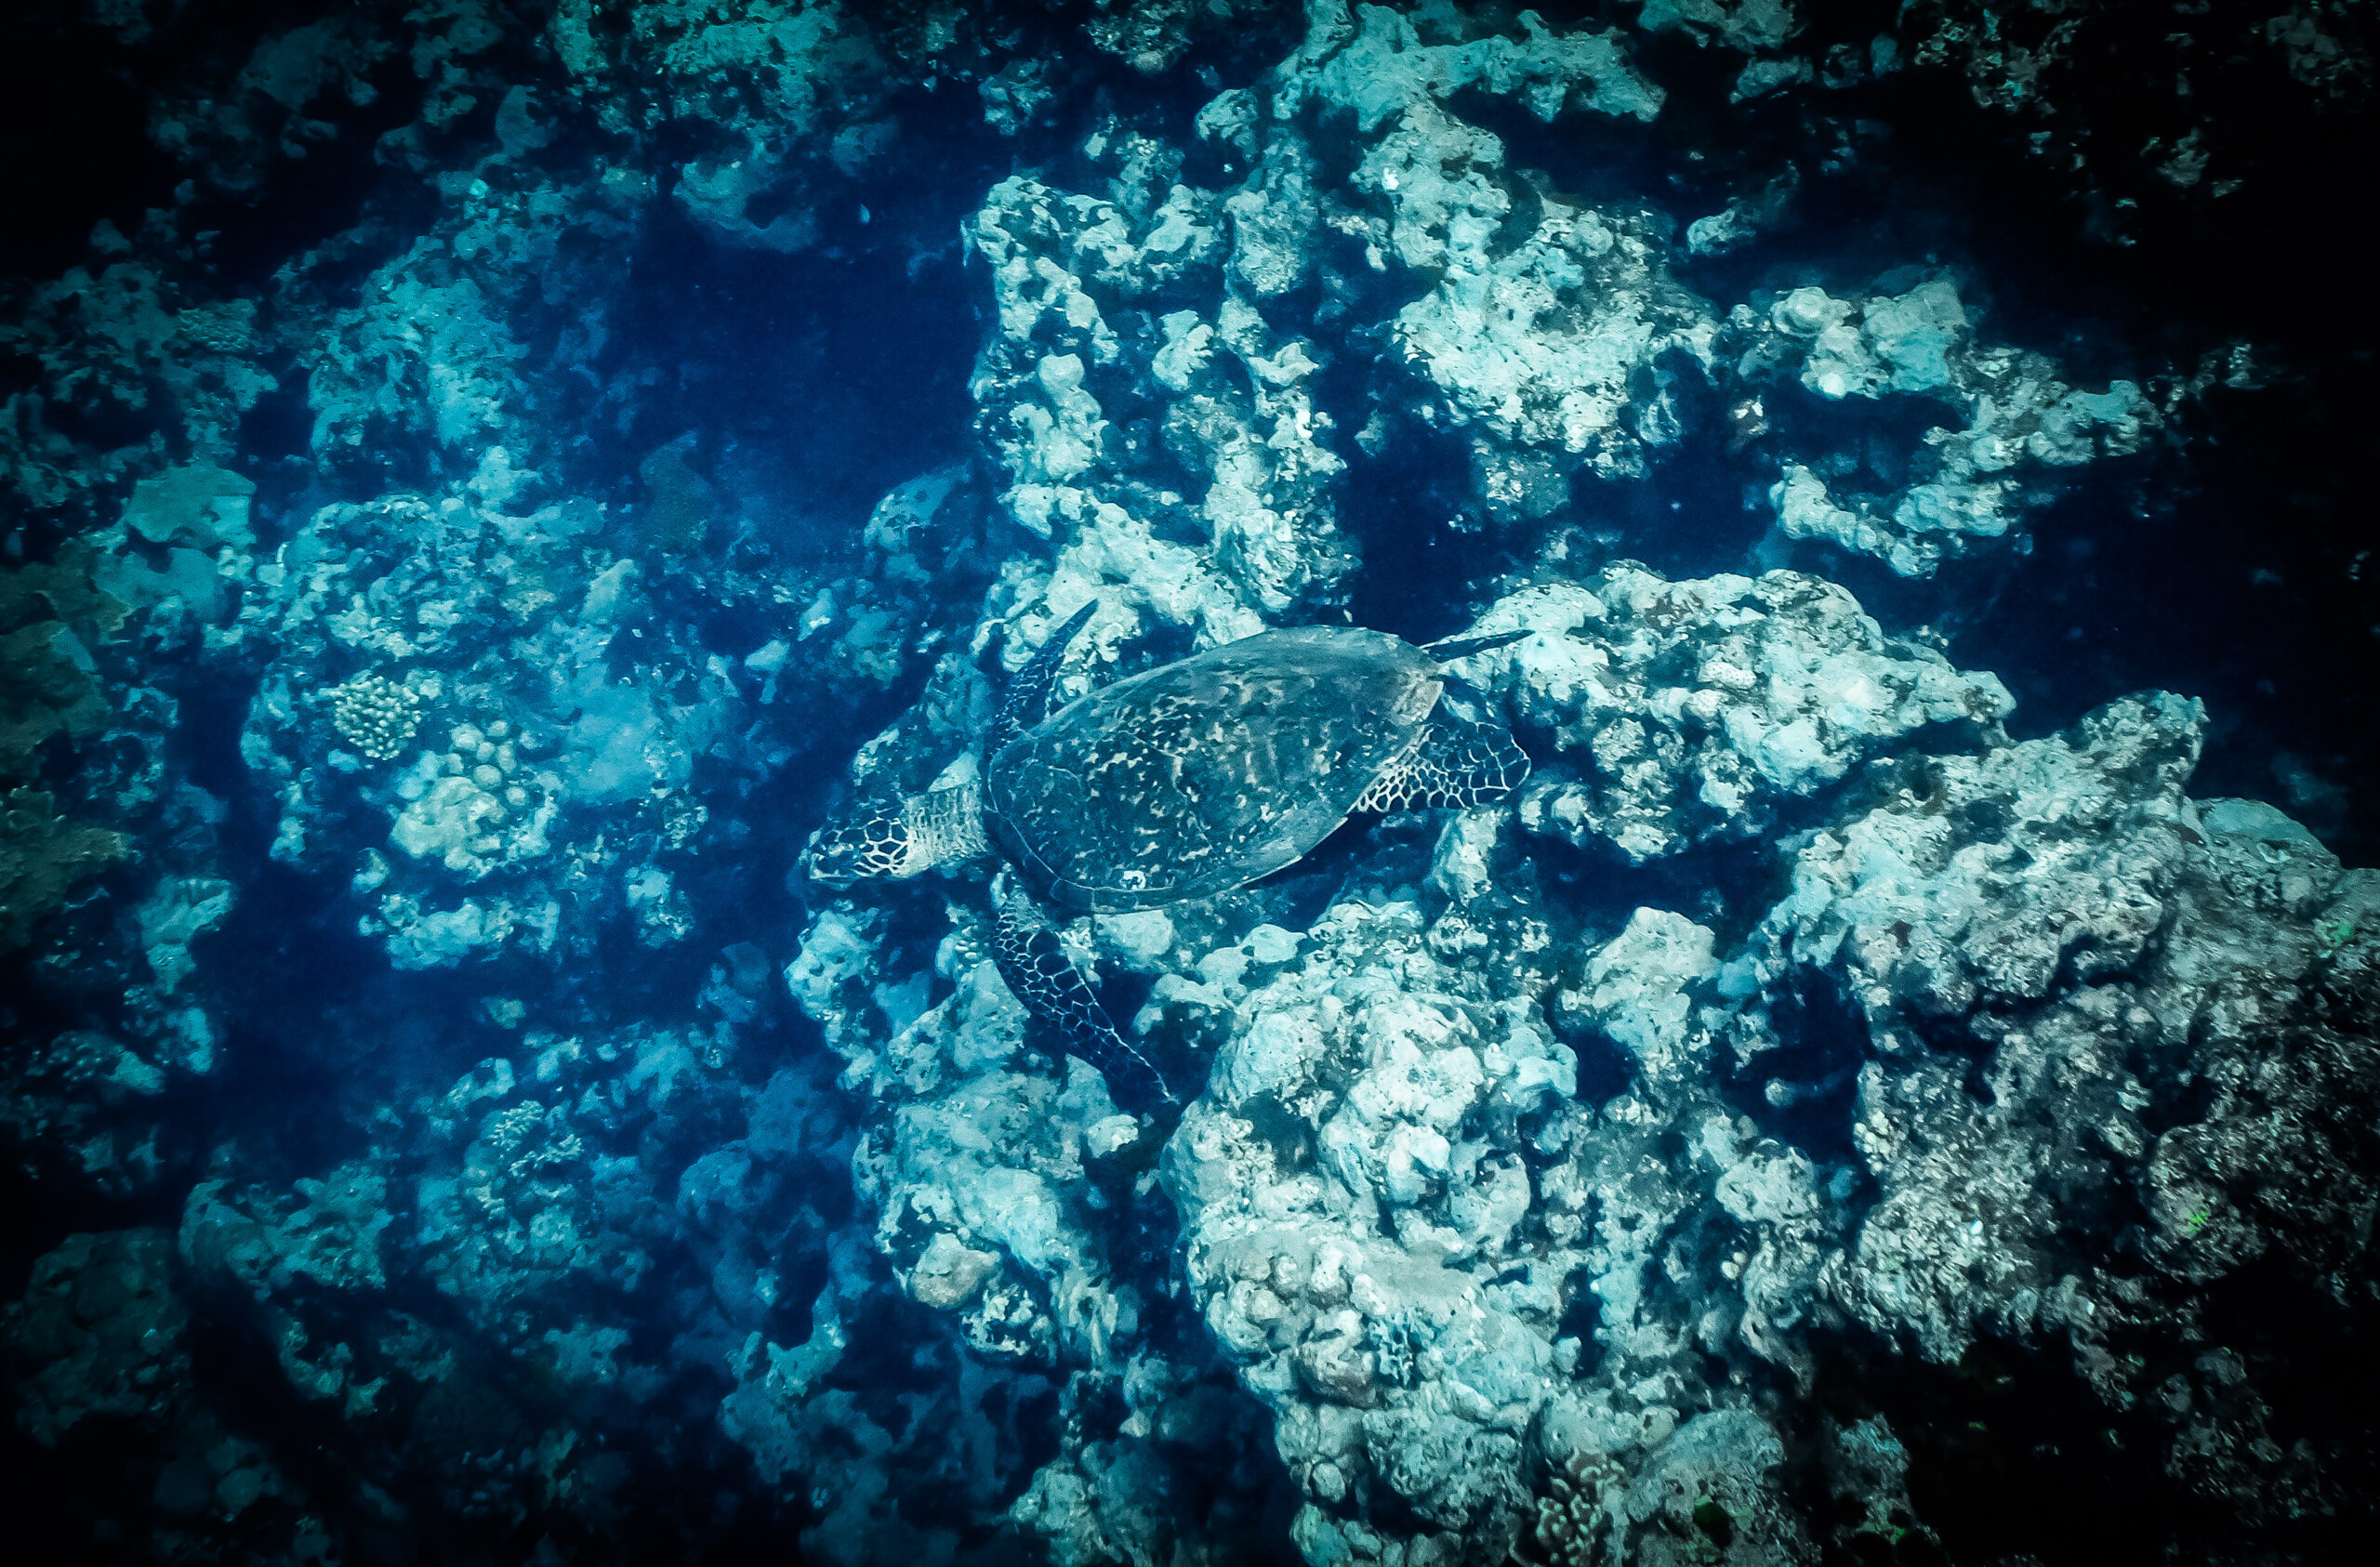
[329,673,423,761]
[1521,1450,1625,1566]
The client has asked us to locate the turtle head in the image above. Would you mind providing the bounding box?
[803,800,925,886]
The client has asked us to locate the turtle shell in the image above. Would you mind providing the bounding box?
[983,626,1442,914]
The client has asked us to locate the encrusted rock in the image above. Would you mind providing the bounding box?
[1476,567,2012,862]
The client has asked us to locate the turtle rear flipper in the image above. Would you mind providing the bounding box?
[991,883,1177,1113]
[1355,713,1531,812]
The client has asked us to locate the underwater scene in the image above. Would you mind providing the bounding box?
[3,1,2376,1562]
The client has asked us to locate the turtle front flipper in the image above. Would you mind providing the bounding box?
[1355,712,1531,813]
[1419,627,1527,663]
[985,600,1098,758]
[990,879,1176,1114]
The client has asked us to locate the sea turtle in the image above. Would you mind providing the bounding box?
[805,603,1529,1109]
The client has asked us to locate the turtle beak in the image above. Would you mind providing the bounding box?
[800,827,851,887]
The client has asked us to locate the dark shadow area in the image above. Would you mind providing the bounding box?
[1554,1269,1605,1376]
[604,194,984,538]
[1314,350,1527,640]
[1562,1023,1638,1111]
[1721,971,1869,1165]
[1929,375,2379,861]
[1828,1331,2175,1567]
[174,46,437,291]
[1820,1313,2379,1567]
[1586,386,1776,581]
[2198,1251,2380,1517]
[0,1,183,279]
[0,1155,185,1301]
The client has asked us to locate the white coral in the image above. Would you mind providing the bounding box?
[328,672,421,761]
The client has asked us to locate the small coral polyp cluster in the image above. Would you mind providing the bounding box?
[1,2,2372,1564]
[327,672,421,761]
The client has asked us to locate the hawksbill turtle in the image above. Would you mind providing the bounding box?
[804,603,1529,1109]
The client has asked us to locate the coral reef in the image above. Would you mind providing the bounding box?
[1732,277,2160,575]
[2,2,2372,1563]
[966,162,1349,640]
[237,480,756,967]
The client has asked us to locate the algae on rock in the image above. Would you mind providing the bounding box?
[0,789,126,954]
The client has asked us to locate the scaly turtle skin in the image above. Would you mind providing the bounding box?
[806,605,1528,1111]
